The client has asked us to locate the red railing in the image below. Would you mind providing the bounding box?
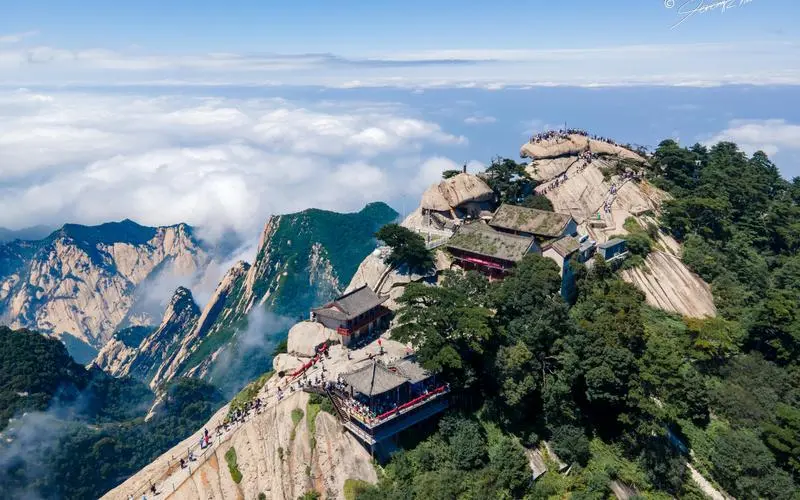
[289,343,328,378]
[459,255,508,271]
[376,385,449,421]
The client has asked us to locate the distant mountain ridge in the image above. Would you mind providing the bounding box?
[94,202,398,395]
[0,219,210,352]
[0,225,56,244]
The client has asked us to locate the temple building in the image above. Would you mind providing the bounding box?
[446,221,536,279]
[542,235,581,301]
[598,238,628,262]
[310,285,390,347]
[489,203,577,250]
[327,357,450,449]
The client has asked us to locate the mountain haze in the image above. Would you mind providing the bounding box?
[0,220,210,355]
[94,203,398,394]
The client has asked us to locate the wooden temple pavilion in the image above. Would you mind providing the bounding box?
[489,203,577,249]
[327,358,450,448]
[310,285,390,347]
[446,221,536,279]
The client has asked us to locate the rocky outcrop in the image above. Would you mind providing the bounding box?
[521,134,645,163]
[0,220,208,347]
[104,389,377,500]
[102,314,392,500]
[521,134,715,318]
[94,287,202,383]
[286,321,337,357]
[621,252,717,318]
[149,261,251,389]
[420,172,494,211]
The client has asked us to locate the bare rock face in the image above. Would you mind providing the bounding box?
[103,383,377,500]
[621,251,717,318]
[420,172,494,211]
[0,220,208,347]
[94,287,202,383]
[287,321,337,357]
[520,133,716,318]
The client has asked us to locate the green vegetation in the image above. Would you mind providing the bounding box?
[483,157,533,204]
[343,479,372,500]
[291,407,305,426]
[298,491,321,500]
[259,493,267,500]
[265,202,398,318]
[307,399,322,450]
[358,140,800,499]
[114,325,156,347]
[521,194,554,211]
[375,223,434,274]
[441,169,461,179]
[290,407,304,441]
[225,446,243,484]
[227,371,273,418]
[308,392,335,415]
[1,360,224,500]
[0,327,151,430]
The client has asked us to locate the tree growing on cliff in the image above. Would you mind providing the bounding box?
[376,224,434,274]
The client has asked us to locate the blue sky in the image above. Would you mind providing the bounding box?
[0,0,798,237]
[3,0,797,51]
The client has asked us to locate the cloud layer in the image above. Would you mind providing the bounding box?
[0,90,465,239]
[0,40,798,88]
[707,119,800,157]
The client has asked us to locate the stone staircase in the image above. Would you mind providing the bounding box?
[326,388,351,424]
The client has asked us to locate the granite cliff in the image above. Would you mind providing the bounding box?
[95,203,398,393]
[520,133,716,318]
[0,220,210,354]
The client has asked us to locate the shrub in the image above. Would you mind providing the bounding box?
[521,194,554,211]
[291,408,304,426]
[224,447,243,484]
[343,479,372,500]
[227,371,273,418]
[375,224,433,274]
[551,425,590,465]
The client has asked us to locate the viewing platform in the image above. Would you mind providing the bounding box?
[320,357,451,448]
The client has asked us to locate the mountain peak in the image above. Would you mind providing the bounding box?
[58,219,158,247]
[164,287,200,322]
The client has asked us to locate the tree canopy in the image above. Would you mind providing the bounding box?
[376,223,434,274]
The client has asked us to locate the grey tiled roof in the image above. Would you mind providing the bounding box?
[447,222,534,262]
[343,361,408,397]
[390,358,431,384]
[599,238,626,249]
[547,236,580,258]
[312,285,388,321]
[490,203,574,238]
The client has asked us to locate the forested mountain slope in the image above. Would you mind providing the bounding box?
[0,326,225,500]
[356,140,800,499]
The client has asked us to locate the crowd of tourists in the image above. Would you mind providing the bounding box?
[529,128,621,147]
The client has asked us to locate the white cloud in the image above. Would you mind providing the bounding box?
[0,30,38,44]
[707,119,800,156]
[0,40,797,88]
[464,115,497,125]
[0,90,467,240]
